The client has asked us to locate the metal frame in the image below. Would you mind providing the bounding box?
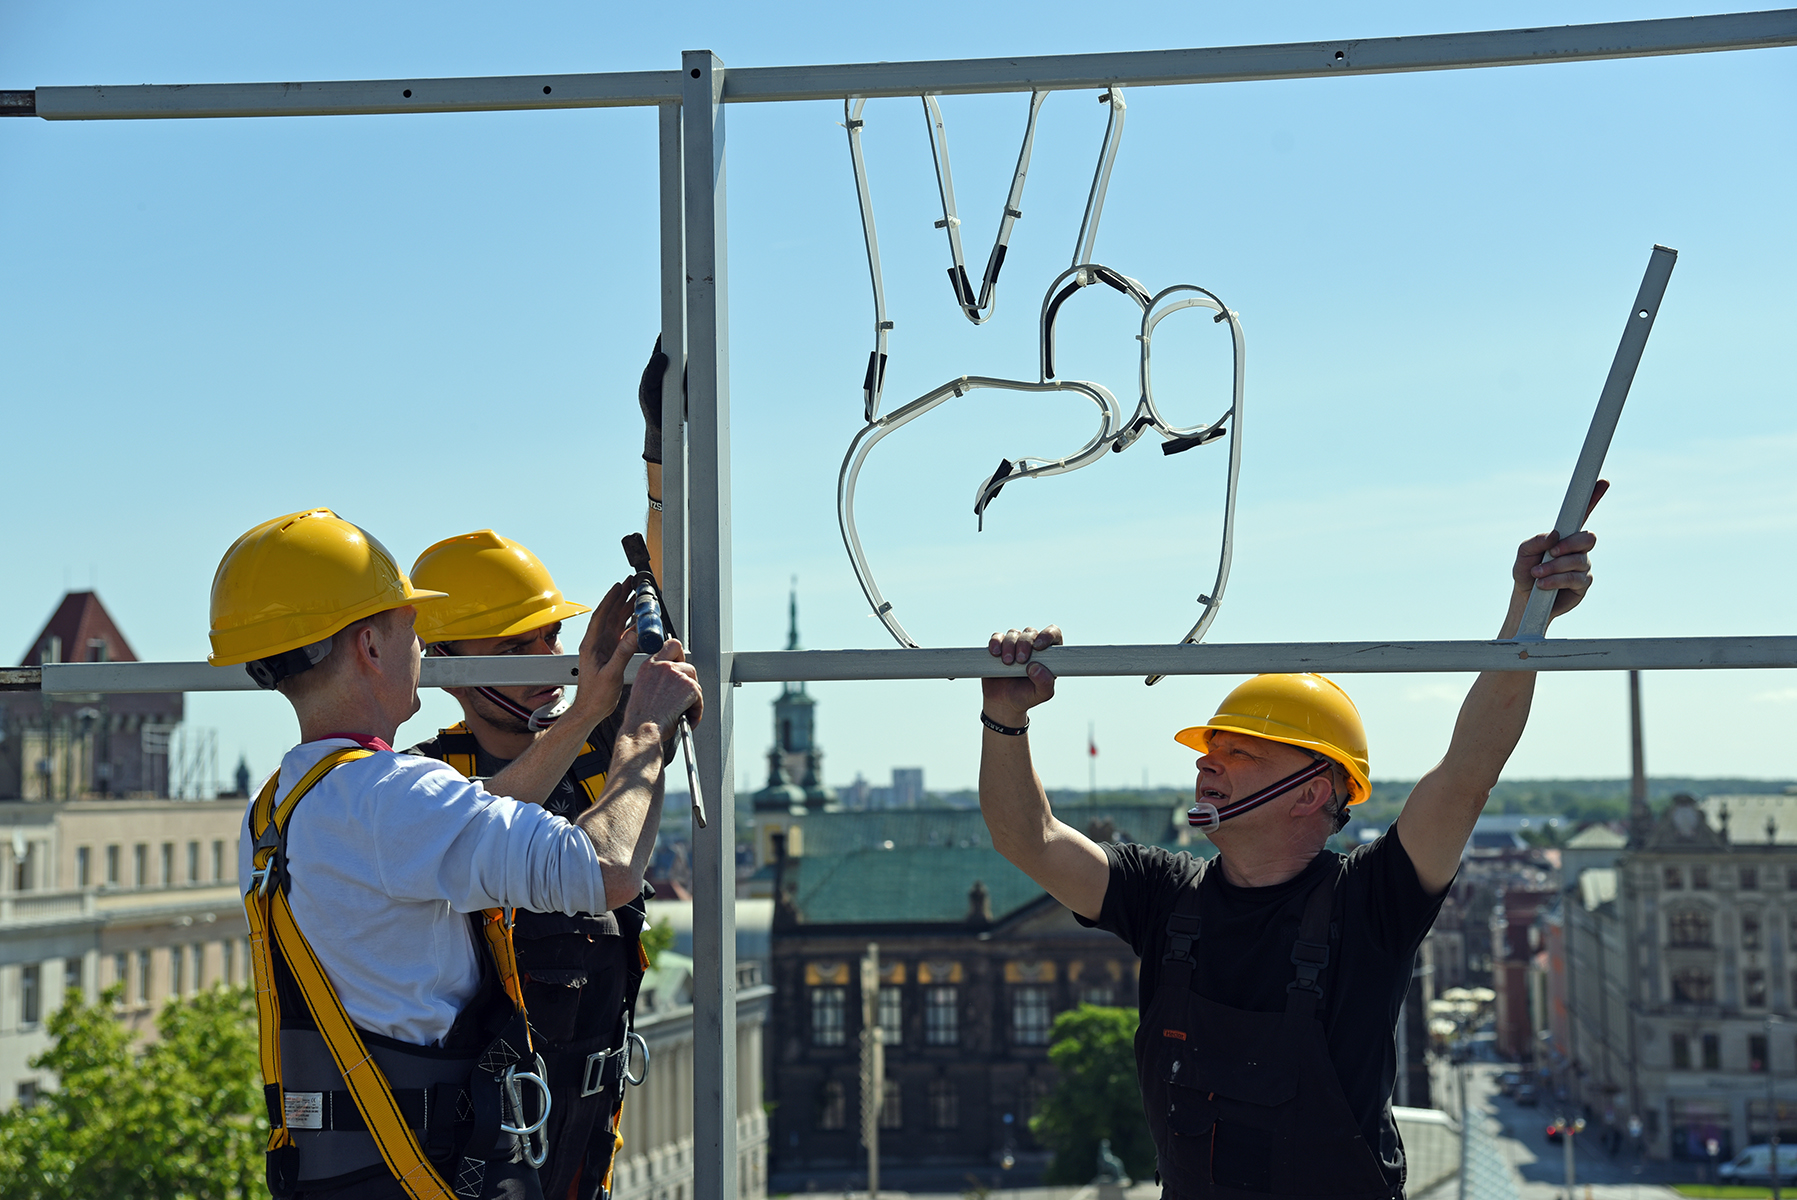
[8,13,1797,1196]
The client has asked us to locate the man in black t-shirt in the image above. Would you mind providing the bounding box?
[976,516,1601,1197]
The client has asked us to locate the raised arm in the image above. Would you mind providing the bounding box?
[978,625,1111,920]
[1395,507,1601,895]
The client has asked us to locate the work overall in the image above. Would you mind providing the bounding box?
[247,748,549,1200]
[426,724,649,1200]
[1137,860,1400,1200]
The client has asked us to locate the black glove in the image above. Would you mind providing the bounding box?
[638,336,670,464]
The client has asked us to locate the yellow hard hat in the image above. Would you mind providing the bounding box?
[1174,674,1371,804]
[208,509,447,667]
[409,530,591,645]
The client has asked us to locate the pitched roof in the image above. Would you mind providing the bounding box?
[1565,825,1628,849]
[19,591,137,666]
[785,844,1047,925]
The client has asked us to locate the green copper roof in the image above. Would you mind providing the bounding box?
[786,844,1049,925]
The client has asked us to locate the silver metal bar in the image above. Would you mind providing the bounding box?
[34,72,682,120]
[32,636,1797,694]
[1514,245,1678,639]
[659,100,689,639]
[682,49,738,1200]
[719,11,1797,102]
[22,11,1797,122]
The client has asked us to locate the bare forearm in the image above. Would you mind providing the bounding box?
[978,729,1107,919]
[646,462,663,583]
[578,723,666,911]
[485,710,607,807]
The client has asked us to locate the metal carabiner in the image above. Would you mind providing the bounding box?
[500,1055,552,1168]
[623,1031,650,1087]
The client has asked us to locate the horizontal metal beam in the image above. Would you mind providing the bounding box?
[24,635,1797,694]
[15,10,1795,121]
[31,70,683,121]
[723,10,1797,102]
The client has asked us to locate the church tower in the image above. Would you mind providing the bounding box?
[753,581,838,814]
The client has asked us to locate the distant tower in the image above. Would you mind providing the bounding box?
[234,756,252,799]
[753,581,838,814]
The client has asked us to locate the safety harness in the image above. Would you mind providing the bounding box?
[246,748,549,1200]
[426,645,573,731]
[422,724,651,1200]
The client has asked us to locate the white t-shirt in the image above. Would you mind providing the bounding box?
[238,738,607,1046]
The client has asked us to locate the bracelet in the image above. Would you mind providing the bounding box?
[647,495,664,512]
[980,711,1029,736]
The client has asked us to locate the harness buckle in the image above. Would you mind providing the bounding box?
[500,1054,551,1169]
[624,1031,650,1087]
[580,1046,621,1098]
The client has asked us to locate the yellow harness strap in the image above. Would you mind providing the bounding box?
[248,746,521,1200]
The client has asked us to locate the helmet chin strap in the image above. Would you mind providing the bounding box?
[1188,757,1335,831]
[428,645,572,732]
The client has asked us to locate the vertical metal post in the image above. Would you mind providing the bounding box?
[658,101,688,635]
[860,942,883,1199]
[683,49,738,1200]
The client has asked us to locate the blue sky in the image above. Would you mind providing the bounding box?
[3,2,1794,795]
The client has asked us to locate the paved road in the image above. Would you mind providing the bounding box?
[1420,1062,1703,1200]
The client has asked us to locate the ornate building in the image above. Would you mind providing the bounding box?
[752,585,836,816]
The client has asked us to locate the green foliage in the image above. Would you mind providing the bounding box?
[639,916,675,967]
[0,985,267,1200]
[1030,1004,1155,1185]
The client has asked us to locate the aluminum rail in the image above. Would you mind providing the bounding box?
[19,636,1797,694]
[12,10,1796,121]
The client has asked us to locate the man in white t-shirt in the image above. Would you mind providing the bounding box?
[209,508,701,1200]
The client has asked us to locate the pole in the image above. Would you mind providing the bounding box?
[1514,246,1677,640]
[1627,671,1650,845]
[1771,1013,1784,1200]
[684,48,739,1200]
[861,943,883,1200]
[1456,1063,1469,1200]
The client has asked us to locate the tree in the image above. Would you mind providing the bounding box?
[0,985,268,1200]
[1030,1004,1156,1185]
[639,915,675,967]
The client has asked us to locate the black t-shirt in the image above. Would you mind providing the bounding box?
[1077,825,1446,1193]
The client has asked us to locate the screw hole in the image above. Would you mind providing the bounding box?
[1334,50,1345,60]
[690,68,701,78]
[543,85,552,95]
[402,89,412,98]
[1637,309,1649,318]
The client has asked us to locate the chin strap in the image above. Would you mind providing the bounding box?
[427,645,572,731]
[1188,757,1335,831]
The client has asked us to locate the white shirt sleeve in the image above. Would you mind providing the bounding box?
[366,754,608,915]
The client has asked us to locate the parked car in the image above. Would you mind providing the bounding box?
[1498,1072,1523,1096]
[1719,1144,1797,1183]
[1514,1083,1539,1107]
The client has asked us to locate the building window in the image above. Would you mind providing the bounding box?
[1743,912,1763,950]
[810,987,846,1047]
[112,953,128,1004]
[1668,910,1713,948]
[160,843,174,886]
[818,1080,846,1130]
[170,946,184,998]
[133,844,147,888]
[16,1081,38,1108]
[222,941,235,985]
[1665,866,1684,890]
[1752,1033,1771,1071]
[192,944,206,990]
[1081,985,1114,1007]
[1673,1033,1691,1069]
[1703,1032,1722,1070]
[64,957,82,998]
[186,841,199,883]
[1693,866,1712,890]
[76,847,91,888]
[20,964,40,1026]
[1747,969,1769,1009]
[105,845,120,886]
[1741,866,1760,891]
[924,986,959,1046]
[13,844,31,892]
[1789,865,1797,891]
[1012,986,1053,1046]
[1672,970,1716,1005]
[137,951,151,1006]
[878,987,903,1046]
[879,1078,903,1129]
[212,841,225,882]
[928,1079,959,1129]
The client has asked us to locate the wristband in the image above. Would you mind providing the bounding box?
[980,711,1029,736]
[647,495,664,512]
